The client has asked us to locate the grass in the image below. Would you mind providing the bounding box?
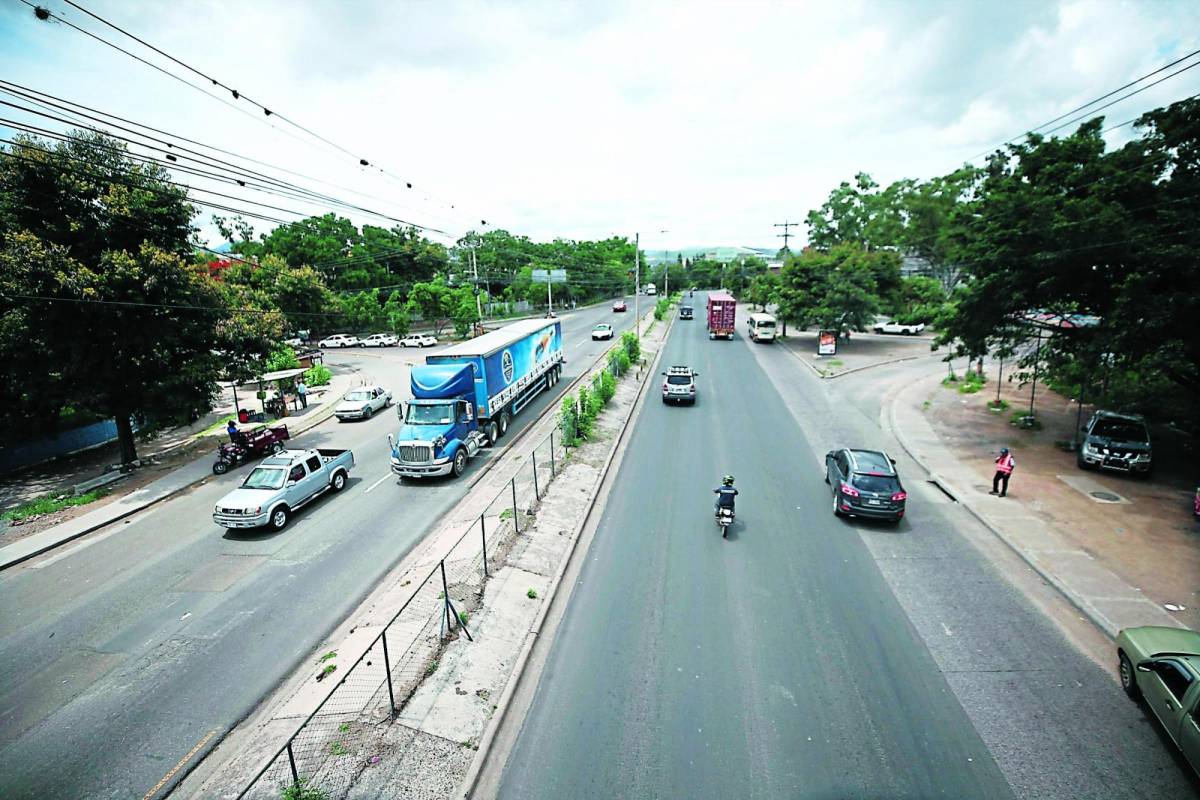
[988,398,1009,411]
[280,780,330,800]
[319,651,337,663]
[499,508,513,521]
[958,371,987,394]
[526,588,538,599]
[921,400,931,411]
[1010,410,1044,430]
[329,742,347,757]
[338,723,350,733]
[318,663,337,680]
[458,611,470,625]
[827,359,844,368]
[2,489,110,522]
[426,660,439,677]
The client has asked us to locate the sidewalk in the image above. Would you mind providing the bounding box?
[0,369,358,570]
[887,370,1196,636]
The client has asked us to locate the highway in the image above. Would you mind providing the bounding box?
[0,301,636,800]
[497,295,1198,799]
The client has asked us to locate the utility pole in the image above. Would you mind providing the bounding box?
[546,272,553,314]
[634,232,640,339]
[470,246,483,321]
[774,220,799,252]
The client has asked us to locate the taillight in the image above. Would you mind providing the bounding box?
[662,383,669,391]
[891,491,907,502]
[840,482,859,497]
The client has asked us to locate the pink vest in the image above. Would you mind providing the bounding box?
[996,454,1015,474]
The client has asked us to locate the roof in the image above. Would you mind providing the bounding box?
[747,312,776,321]
[435,319,556,359]
[666,365,694,374]
[707,292,736,303]
[848,449,895,474]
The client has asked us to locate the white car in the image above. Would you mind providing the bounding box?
[592,323,614,340]
[283,336,305,348]
[335,385,392,421]
[362,333,398,347]
[319,334,361,348]
[400,334,438,348]
[872,320,926,335]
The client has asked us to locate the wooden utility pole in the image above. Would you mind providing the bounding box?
[775,220,799,251]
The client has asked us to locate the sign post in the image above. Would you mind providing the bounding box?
[817,330,837,356]
[531,269,567,314]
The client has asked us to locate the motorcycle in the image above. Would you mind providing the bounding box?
[716,506,735,538]
[213,424,290,474]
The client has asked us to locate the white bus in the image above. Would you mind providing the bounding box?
[747,312,777,343]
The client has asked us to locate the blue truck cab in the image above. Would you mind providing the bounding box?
[389,319,565,478]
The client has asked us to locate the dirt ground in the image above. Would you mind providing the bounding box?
[926,365,1200,631]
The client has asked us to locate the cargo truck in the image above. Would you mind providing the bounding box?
[707,292,736,339]
[388,319,566,478]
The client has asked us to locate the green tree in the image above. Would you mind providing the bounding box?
[776,244,889,336]
[340,288,385,332]
[383,291,411,336]
[406,276,457,335]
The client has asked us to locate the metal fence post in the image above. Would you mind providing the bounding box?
[511,477,520,534]
[532,451,540,499]
[480,513,488,578]
[550,430,556,478]
[441,559,474,641]
[381,631,396,715]
[286,741,300,785]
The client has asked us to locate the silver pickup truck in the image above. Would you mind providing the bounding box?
[213,448,354,531]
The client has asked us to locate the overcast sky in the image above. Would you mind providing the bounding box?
[2,0,1198,251]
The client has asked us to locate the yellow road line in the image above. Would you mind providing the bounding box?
[143,728,217,800]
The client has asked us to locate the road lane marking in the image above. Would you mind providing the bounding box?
[364,473,392,493]
[143,728,217,799]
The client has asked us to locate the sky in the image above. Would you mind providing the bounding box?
[1,0,1198,252]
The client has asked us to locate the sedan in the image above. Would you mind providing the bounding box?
[1116,626,1200,776]
[362,333,398,347]
[592,324,614,341]
[334,385,392,421]
[400,334,438,348]
[319,334,360,348]
[612,301,627,313]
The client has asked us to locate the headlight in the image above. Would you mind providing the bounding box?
[1135,453,1151,462]
[433,435,447,449]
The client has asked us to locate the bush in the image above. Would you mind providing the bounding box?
[598,370,616,403]
[654,297,670,321]
[560,394,580,445]
[621,330,640,363]
[576,386,596,439]
[265,345,300,372]
[304,364,332,387]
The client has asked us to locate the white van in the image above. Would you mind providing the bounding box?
[747,312,777,343]
[645,283,657,296]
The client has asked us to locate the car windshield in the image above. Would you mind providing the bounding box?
[1092,420,1148,441]
[594,325,610,330]
[243,467,286,490]
[406,403,454,424]
[345,390,373,402]
[666,375,691,385]
[852,474,901,494]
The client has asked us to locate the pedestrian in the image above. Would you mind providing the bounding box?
[990,447,1015,497]
[296,379,308,409]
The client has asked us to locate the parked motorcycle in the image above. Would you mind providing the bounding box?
[213,424,290,474]
[716,507,735,538]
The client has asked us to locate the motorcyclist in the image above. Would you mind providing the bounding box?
[713,475,738,517]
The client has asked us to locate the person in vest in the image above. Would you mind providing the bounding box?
[990,448,1015,497]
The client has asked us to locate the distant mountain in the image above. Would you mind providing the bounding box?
[644,245,778,264]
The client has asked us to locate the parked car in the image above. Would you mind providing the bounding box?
[335,385,392,421]
[612,301,628,312]
[362,333,398,347]
[1078,410,1153,476]
[825,448,906,522]
[661,365,698,405]
[400,334,439,348]
[212,448,354,531]
[592,323,614,340]
[1116,625,1200,776]
[319,334,360,348]
[283,336,305,348]
[872,320,925,335]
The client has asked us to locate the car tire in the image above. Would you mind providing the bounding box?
[213,461,229,475]
[485,421,499,447]
[832,491,844,517]
[271,442,284,454]
[364,406,373,420]
[499,410,511,437]
[331,471,346,492]
[1076,453,1090,470]
[1119,651,1141,700]
[452,448,467,478]
[269,506,290,531]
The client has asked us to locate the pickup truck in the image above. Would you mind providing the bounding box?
[872,320,925,335]
[1116,625,1200,776]
[213,448,354,531]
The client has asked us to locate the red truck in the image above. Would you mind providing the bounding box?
[707,292,736,340]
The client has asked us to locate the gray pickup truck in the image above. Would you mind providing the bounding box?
[213,448,354,531]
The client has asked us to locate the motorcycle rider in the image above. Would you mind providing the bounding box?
[713,475,738,517]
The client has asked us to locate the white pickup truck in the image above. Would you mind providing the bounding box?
[872,320,926,335]
[213,448,354,531]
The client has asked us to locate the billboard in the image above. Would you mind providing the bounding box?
[818,330,837,355]
[532,269,567,284]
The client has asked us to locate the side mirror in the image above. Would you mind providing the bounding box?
[1136,660,1154,673]
[286,480,297,487]
[387,433,394,448]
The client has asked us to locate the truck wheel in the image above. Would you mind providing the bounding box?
[499,410,511,437]
[485,421,499,446]
[1119,651,1141,699]
[271,442,284,454]
[269,507,290,531]
[452,449,467,477]
[213,461,229,475]
[331,471,346,492]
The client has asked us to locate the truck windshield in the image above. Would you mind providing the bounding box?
[406,404,454,425]
[243,467,286,490]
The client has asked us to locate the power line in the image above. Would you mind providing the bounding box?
[773,221,799,250]
[1038,61,1200,138]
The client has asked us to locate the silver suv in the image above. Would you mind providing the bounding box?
[662,366,698,405]
[1078,410,1152,476]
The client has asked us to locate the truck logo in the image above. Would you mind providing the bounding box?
[502,350,514,384]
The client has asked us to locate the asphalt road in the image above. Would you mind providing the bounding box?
[498,296,1198,799]
[0,300,637,800]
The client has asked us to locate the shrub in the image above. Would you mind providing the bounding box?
[560,394,580,445]
[598,370,616,403]
[621,330,640,363]
[304,364,332,387]
[576,386,596,439]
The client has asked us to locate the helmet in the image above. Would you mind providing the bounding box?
[723,475,735,486]
[1000,447,1009,455]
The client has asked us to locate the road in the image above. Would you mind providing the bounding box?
[0,301,636,800]
[498,295,1198,799]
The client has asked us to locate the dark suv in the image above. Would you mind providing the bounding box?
[825,448,907,522]
[679,305,694,320]
[662,365,698,405]
[1078,410,1152,476]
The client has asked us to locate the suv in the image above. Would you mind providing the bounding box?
[825,448,907,522]
[661,366,698,405]
[679,305,694,320]
[1078,410,1153,476]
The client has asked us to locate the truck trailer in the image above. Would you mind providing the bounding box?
[389,319,565,478]
[707,292,736,340]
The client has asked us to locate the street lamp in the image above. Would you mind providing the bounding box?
[633,230,669,340]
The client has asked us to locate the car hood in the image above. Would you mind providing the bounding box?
[336,399,373,412]
[1086,435,1150,452]
[217,486,278,509]
[1122,626,1200,658]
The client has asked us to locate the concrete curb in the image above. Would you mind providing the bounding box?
[777,337,932,380]
[0,385,346,571]
[883,373,1174,641]
[456,309,674,799]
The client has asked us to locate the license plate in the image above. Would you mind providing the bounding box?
[867,499,882,506]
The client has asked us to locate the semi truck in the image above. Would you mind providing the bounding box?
[707,292,736,339]
[388,319,566,479]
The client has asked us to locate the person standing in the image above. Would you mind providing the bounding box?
[990,447,1015,497]
[296,379,308,409]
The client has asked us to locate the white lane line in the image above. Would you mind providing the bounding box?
[364,473,392,493]
[575,341,588,348]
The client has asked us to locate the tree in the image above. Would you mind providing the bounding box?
[805,172,910,251]
[383,291,411,336]
[406,276,457,335]
[745,271,780,311]
[776,244,889,336]
[340,288,386,332]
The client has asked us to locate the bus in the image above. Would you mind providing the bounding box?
[747,312,777,343]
